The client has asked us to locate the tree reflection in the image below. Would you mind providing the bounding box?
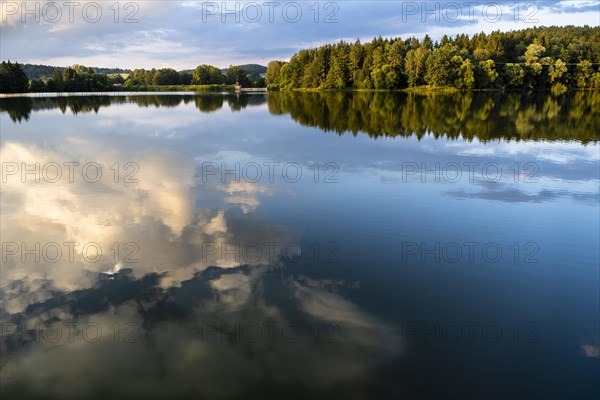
[194,94,224,112]
[2,92,598,143]
[0,93,267,119]
[267,91,600,143]
[0,97,33,122]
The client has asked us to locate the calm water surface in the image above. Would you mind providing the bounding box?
[1,92,599,399]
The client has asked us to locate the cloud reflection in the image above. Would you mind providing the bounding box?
[0,131,401,396]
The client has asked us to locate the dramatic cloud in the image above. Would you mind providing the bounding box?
[1,0,599,69]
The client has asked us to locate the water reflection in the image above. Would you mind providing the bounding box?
[0,139,299,300]
[267,91,600,143]
[1,91,598,399]
[0,93,264,122]
[2,91,599,143]
[2,267,399,399]
[1,137,402,398]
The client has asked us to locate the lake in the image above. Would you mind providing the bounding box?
[1,91,599,399]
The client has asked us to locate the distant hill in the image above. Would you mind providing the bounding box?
[221,64,267,73]
[20,63,132,79]
[221,64,267,80]
[181,64,267,81]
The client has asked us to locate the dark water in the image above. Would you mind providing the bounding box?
[1,91,599,399]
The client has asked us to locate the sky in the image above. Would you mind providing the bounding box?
[1,0,599,69]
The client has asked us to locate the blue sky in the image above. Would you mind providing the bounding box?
[1,1,599,69]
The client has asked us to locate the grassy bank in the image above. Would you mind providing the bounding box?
[270,86,599,93]
[401,86,459,93]
[121,84,236,92]
[269,86,461,93]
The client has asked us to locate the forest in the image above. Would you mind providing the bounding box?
[3,26,599,94]
[0,62,265,93]
[20,63,131,80]
[266,26,600,91]
[124,64,265,89]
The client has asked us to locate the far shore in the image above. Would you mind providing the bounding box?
[2,87,598,98]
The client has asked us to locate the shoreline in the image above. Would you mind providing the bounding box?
[2,88,598,98]
[275,87,600,93]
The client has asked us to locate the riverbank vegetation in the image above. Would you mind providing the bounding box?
[0,62,264,93]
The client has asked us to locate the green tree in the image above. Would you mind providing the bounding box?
[425,45,462,87]
[386,40,406,87]
[153,68,180,85]
[324,43,350,89]
[473,47,491,62]
[575,60,594,88]
[301,56,319,88]
[192,64,223,85]
[266,61,285,86]
[549,59,568,92]
[370,65,395,89]
[45,78,56,92]
[108,74,125,86]
[348,40,364,87]
[422,34,433,51]
[314,46,332,87]
[225,65,251,86]
[0,61,29,93]
[53,68,64,91]
[253,76,266,88]
[179,71,192,85]
[476,60,499,88]
[28,79,46,92]
[523,43,551,86]
[456,59,475,90]
[63,67,78,91]
[72,64,93,75]
[405,46,430,87]
[504,63,525,88]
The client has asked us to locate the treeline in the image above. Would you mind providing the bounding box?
[267,26,600,91]
[124,65,265,88]
[0,61,29,93]
[221,64,267,81]
[21,63,131,80]
[1,61,126,93]
[0,61,266,93]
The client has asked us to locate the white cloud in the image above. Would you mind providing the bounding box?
[2,1,598,69]
[556,0,600,9]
